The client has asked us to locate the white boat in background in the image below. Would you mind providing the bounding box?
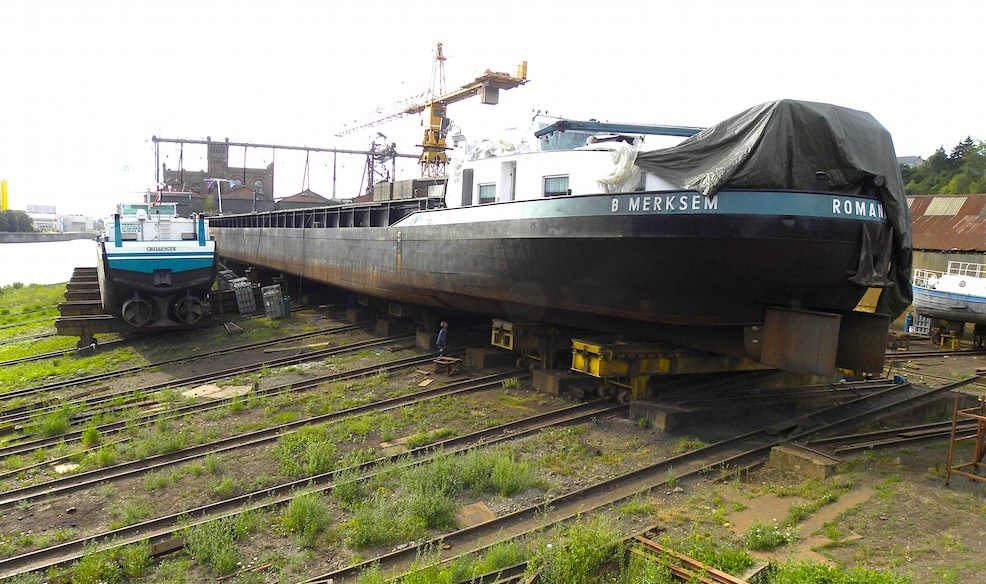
[912,262,986,343]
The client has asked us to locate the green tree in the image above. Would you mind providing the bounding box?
[14,211,34,232]
[903,137,986,195]
[0,210,35,232]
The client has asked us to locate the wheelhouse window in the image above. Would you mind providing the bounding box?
[478,183,496,204]
[543,175,570,197]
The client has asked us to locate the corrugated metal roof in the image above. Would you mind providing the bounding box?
[221,186,273,200]
[909,194,986,251]
[924,196,966,215]
[280,189,330,203]
[911,215,986,251]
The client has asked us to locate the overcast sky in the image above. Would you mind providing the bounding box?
[1,0,983,218]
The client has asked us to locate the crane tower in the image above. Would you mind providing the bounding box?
[337,43,528,177]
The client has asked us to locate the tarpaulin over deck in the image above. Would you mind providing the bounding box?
[635,99,912,318]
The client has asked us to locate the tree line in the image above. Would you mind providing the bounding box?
[0,209,35,233]
[901,137,985,195]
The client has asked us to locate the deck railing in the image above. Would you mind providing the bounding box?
[912,268,940,288]
[913,262,986,288]
[946,261,986,279]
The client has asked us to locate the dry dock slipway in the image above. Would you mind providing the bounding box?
[208,99,912,395]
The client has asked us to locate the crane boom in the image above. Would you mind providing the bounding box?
[336,45,528,177]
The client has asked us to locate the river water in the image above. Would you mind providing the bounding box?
[0,239,97,287]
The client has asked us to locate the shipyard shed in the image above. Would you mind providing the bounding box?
[276,189,342,211]
[353,178,447,203]
[219,185,277,214]
[909,194,986,271]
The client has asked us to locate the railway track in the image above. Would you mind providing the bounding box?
[0,351,485,503]
[809,419,980,453]
[0,387,623,578]
[0,331,56,346]
[306,373,983,583]
[3,370,979,581]
[0,305,323,367]
[0,351,450,477]
[0,323,381,426]
[0,337,126,367]
[886,347,986,359]
[3,321,981,582]
[0,316,57,331]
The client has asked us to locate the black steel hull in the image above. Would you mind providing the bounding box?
[212,192,890,329]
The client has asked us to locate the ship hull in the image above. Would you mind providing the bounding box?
[912,286,986,325]
[97,240,218,324]
[212,189,891,329]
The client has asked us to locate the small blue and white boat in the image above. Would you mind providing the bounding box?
[912,261,986,326]
[97,199,217,327]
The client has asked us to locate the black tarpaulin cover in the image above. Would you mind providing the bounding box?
[634,99,912,318]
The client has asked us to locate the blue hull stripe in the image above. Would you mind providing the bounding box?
[105,252,215,260]
[397,190,889,227]
[914,287,986,304]
[107,258,215,274]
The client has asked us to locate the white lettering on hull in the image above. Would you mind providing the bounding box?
[615,195,720,214]
[831,199,886,219]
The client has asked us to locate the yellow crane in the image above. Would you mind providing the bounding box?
[337,43,528,177]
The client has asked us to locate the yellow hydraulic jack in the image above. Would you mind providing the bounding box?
[571,338,767,405]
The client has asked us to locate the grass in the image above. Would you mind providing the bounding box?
[405,427,457,449]
[618,491,661,518]
[357,538,530,584]
[80,426,102,447]
[0,283,67,334]
[672,436,709,454]
[0,333,78,362]
[662,529,753,575]
[525,515,621,584]
[58,539,152,584]
[27,405,77,438]
[525,425,590,476]
[664,466,678,488]
[183,518,239,575]
[766,561,912,583]
[182,512,262,575]
[281,492,332,547]
[501,377,522,389]
[109,500,153,529]
[744,518,799,550]
[272,424,340,477]
[344,448,542,549]
[211,476,240,498]
[0,345,145,393]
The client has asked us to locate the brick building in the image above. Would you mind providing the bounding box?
[161,138,274,206]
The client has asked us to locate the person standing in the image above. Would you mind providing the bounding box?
[436,321,448,357]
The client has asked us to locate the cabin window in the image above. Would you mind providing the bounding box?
[543,175,570,197]
[478,183,496,204]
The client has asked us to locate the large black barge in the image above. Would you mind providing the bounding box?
[210,100,912,376]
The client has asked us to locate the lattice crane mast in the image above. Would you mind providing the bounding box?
[337,43,528,177]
